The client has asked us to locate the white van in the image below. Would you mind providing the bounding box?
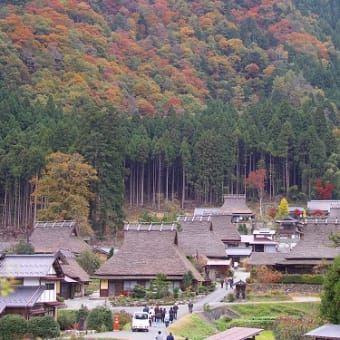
[131,312,149,332]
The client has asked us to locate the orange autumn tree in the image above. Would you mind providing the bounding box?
[245,168,266,219]
[31,152,97,235]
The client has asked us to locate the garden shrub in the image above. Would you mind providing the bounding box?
[280,274,323,284]
[0,314,27,340]
[57,310,77,330]
[28,315,60,339]
[273,317,318,340]
[86,306,112,332]
[132,284,146,298]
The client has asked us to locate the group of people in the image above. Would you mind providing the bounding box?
[143,303,179,327]
[220,277,234,289]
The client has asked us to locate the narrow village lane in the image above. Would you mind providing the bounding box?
[62,271,249,339]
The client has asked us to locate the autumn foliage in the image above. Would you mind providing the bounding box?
[315,178,334,199]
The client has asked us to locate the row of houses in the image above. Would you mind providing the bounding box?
[1,196,340,320]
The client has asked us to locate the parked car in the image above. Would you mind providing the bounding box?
[131,312,149,332]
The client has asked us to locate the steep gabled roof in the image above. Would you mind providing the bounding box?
[29,220,91,254]
[57,250,90,282]
[210,215,241,242]
[284,223,340,260]
[94,229,203,281]
[0,286,45,314]
[177,217,226,258]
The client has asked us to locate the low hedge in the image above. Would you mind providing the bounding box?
[57,310,78,330]
[279,274,323,285]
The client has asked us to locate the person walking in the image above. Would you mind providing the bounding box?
[166,332,175,340]
[188,301,193,313]
[173,303,178,319]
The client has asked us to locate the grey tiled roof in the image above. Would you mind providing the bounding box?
[94,230,203,281]
[305,324,340,338]
[0,286,45,314]
[177,219,226,258]
[0,254,56,277]
[30,221,91,254]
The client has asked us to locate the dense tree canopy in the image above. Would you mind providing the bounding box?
[0,0,338,234]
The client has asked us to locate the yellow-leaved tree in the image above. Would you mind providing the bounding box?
[31,152,97,236]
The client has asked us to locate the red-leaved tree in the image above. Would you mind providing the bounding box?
[245,168,266,219]
[315,178,334,199]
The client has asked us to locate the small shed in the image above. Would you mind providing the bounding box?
[235,279,247,299]
[305,324,340,339]
[206,326,263,340]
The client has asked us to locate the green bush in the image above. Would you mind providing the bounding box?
[280,274,323,284]
[0,314,27,340]
[57,310,77,330]
[132,284,146,298]
[86,306,112,332]
[28,315,60,339]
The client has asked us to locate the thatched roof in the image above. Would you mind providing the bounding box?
[177,217,226,258]
[29,221,91,254]
[57,250,90,283]
[94,228,203,281]
[210,215,241,242]
[284,223,340,260]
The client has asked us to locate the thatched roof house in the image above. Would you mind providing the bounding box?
[29,221,91,254]
[94,224,204,297]
[177,216,226,258]
[249,223,340,273]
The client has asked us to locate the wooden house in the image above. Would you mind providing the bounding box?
[29,220,91,254]
[177,216,231,281]
[0,254,63,319]
[93,224,204,297]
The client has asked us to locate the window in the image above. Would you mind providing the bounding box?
[45,283,55,290]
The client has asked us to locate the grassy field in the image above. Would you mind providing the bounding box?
[168,313,216,340]
[168,302,320,340]
[228,301,320,318]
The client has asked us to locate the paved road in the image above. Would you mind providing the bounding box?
[61,271,249,339]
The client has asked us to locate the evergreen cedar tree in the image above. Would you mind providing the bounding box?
[0,0,338,235]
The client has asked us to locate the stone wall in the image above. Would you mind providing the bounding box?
[248,283,322,294]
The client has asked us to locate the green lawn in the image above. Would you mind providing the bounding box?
[168,313,216,340]
[257,330,275,340]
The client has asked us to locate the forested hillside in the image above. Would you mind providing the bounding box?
[0,0,339,234]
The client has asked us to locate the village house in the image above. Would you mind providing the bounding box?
[240,228,277,253]
[29,220,91,254]
[177,216,231,281]
[56,250,90,299]
[249,222,340,273]
[0,254,63,319]
[93,223,204,297]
